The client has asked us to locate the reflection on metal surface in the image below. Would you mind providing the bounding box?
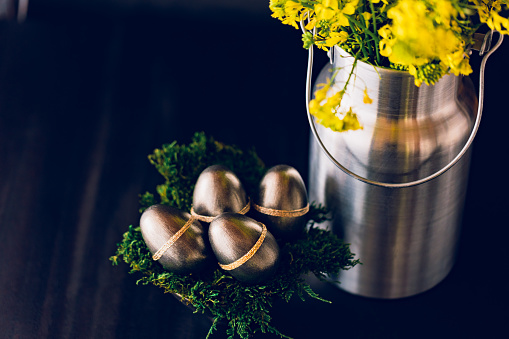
[308,47,478,299]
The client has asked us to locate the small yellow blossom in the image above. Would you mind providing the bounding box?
[471,0,509,35]
[315,0,338,21]
[324,31,349,47]
[362,12,372,23]
[269,0,305,29]
[338,1,359,26]
[377,0,477,85]
[378,24,391,39]
[432,0,457,26]
[487,11,509,33]
[305,18,317,30]
[363,88,373,104]
[283,1,305,29]
[309,78,362,133]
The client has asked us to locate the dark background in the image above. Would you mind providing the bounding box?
[1,1,508,338]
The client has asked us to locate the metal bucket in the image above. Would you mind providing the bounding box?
[307,32,503,299]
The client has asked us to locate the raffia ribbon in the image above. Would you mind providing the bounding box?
[152,216,195,261]
[252,202,309,218]
[190,198,251,223]
[219,222,267,271]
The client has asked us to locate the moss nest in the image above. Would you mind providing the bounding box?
[110,132,359,338]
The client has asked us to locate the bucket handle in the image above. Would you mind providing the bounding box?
[304,28,503,188]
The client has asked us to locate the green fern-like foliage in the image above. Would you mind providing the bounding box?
[110,132,360,339]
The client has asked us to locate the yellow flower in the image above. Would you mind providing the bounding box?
[377,0,475,84]
[469,0,509,34]
[343,1,358,15]
[363,88,373,104]
[313,81,331,102]
[309,79,362,132]
[378,24,391,39]
[315,0,359,26]
[342,108,362,131]
[305,17,317,30]
[432,0,457,26]
[443,49,472,76]
[269,0,306,29]
[362,12,372,23]
[283,1,306,29]
[324,31,349,47]
[338,0,359,26]
[408,65,423,86]
[315,0,338,21]
[408,64,417,76]
[269,0,286,19]
[379,40,392,57]
[487,11,509,33]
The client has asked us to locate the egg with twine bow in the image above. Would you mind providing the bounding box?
[140,204,210,274]
[191,164,250,223]
[209,213,279,284]
[253,165,309,240]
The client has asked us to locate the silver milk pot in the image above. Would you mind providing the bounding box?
[307,32,503,299]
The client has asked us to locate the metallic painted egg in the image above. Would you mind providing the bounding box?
[140,204,210,274]
[192,165,247,219]
[209,213,279,284]
[255,165,308,239]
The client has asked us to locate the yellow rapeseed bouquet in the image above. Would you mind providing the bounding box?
[269,0,509,132]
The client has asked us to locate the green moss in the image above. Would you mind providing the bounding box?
[110,132,360,338]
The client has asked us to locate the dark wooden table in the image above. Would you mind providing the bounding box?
[1,3,508,339]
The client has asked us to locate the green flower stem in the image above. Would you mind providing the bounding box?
[347,15,382,64]
[330,47,361,94]
[358,14,378,65]
[338,48,361,95]
[348,18,369,61]
[369,1,381,65]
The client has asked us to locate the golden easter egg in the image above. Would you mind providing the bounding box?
[208,213,279,284]
[192,165,248,220]
[254,165,309,239]
[140,204,210,274]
